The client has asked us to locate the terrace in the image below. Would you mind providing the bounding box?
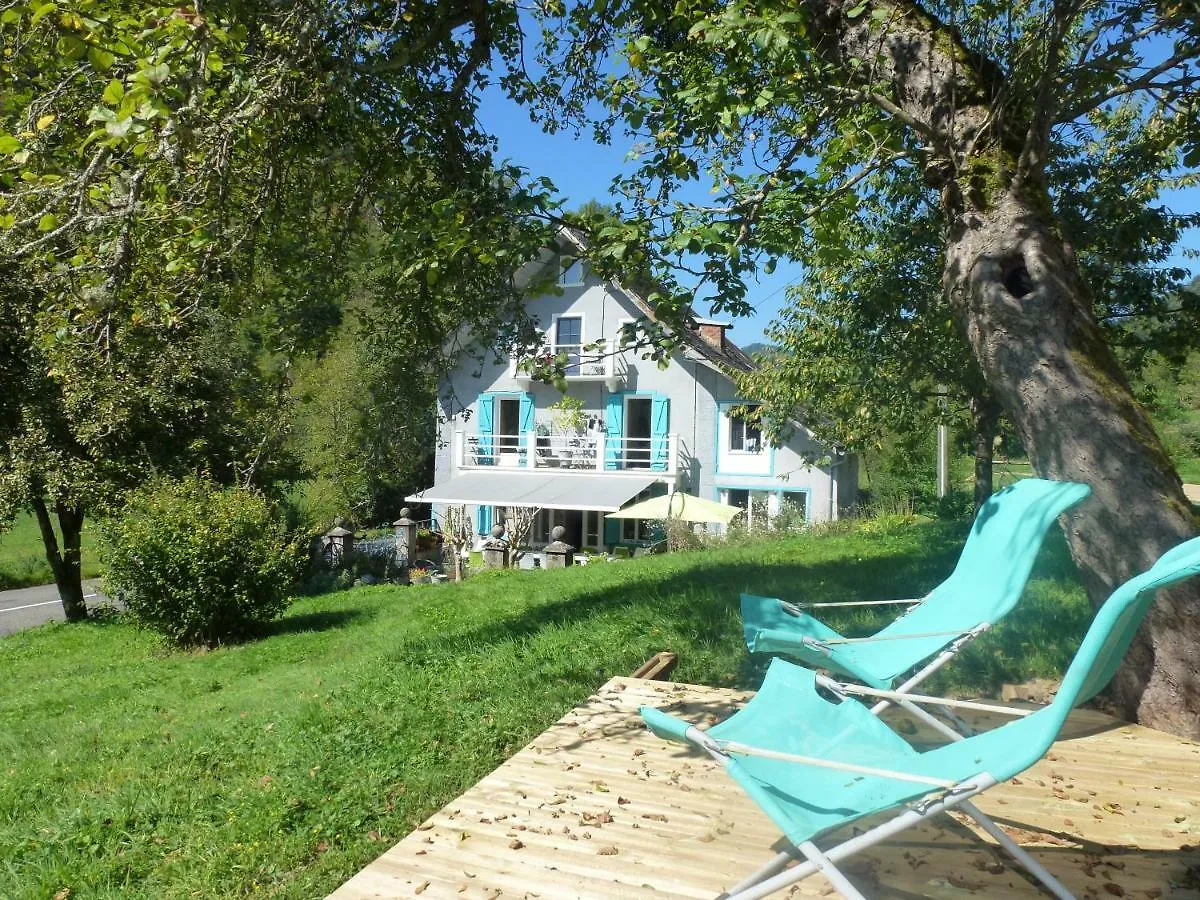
[330,677,1200,899]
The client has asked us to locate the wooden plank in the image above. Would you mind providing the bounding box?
[630,651,679,681]
[330,678,1200,899]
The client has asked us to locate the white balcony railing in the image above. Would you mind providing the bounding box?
[512,351,627,389]
[453,430,678,477]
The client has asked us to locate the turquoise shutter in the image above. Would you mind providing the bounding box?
[520,393,535,458]
[604,393,623,470]
[651,395,670,471]
[476,504,492,536]
[477,394,495,466]
[604,515,621,547]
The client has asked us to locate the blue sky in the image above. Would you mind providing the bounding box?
[477,85,1199,347]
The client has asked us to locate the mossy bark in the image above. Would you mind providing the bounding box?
[809,0,1200,735]
[944,182,1199,735]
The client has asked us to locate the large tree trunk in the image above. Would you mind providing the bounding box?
[31,497,88,621]
[944,184,1199,734]
[810,0,1200,735]
[969,395,999,514]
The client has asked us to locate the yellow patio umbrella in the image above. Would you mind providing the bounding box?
[605,490,743,525]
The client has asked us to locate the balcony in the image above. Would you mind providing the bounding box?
[512,349,627,391]
[452,430,678,478]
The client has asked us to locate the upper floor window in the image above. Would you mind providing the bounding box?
[555,316,583,374]
[559,256,584,286]
[729,406,763,454]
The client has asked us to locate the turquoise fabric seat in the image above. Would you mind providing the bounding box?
[742,478,1092,689]
[642,534,1200,899]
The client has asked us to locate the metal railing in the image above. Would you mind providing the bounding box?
[512,350,627,381]
[455,430,678,475]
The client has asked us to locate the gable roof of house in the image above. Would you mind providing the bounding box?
[552,227,842,451]
[557,227,756,375]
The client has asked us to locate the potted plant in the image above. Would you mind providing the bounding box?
[415,527,443,552]
[549,395,587,434]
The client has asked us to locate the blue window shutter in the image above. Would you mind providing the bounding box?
[604,393,624,470]
[651,396,670,471]
[519,392,535,457]
[604,515,621,547]
[477,394,494,465]
[476,504,492,536]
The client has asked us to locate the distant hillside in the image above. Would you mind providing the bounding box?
[740,342,776,357]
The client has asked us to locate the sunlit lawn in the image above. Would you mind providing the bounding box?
[0,519,1090,898]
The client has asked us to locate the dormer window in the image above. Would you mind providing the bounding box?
[729,406,763,454]
[559,256,584,286]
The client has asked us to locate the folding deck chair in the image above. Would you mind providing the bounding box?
[741,478,1091,735]
[642,534,1200,900]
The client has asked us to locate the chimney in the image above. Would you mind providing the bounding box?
[697,321,727,350]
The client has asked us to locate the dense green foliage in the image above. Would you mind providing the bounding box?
[0,521,1088,897]
[1136,348,1200,483]
[1,0,560,609]
[98,477,302,647]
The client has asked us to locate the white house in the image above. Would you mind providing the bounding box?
[408,231,858,550]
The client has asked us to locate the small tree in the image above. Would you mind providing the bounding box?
[100,477,302,648]
[442,504,473,582]
[503,506,540,566]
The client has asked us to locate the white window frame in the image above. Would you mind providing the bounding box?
[728,404,764,455]
[623,394,655,469]
[551,313,585,376]
[558,255,585,287]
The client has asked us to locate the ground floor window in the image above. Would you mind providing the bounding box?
[531,509,605,549]
[583,510,602,547]
[719,488,773,531]
[779,491,808,521]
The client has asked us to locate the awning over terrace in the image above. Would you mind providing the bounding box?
[406,471,660,512]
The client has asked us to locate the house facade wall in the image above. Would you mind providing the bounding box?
[429,259,857,543]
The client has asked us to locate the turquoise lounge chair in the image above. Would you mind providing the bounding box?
[642,534,1200,900]
[741,478,1091,736]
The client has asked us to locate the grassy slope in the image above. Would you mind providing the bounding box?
[0,521,1089,899]
[0,511,100,590]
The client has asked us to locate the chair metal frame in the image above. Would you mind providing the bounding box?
[679,723,1074,900]
[646,533,1200,899]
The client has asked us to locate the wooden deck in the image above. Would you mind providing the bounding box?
[330,678,1200,899]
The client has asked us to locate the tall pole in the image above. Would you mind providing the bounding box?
[937,426,950,498]
[936,386,950,499]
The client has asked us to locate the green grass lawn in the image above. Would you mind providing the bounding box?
[0,519,1090,899]
[0,511,101,590]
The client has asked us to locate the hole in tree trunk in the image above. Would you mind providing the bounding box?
[1002,257,1033,298]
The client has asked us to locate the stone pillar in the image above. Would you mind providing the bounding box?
[393,508,417,562]
[481,524,509,569]
[543,525,575,569]
[324,525,354,566]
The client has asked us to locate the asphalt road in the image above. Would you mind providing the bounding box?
[0,581,113,637]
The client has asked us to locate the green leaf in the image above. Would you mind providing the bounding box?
[37,213,58,232]
[105,117,132,138]
[29,1,56,27]
[143,63,170,86]
[89,46,116,71]
[206,54,224,73]
[845,2,869,18]
[102,79,125,105]
[0,133,21,154]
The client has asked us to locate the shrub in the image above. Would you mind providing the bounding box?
[100,477,303,647]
